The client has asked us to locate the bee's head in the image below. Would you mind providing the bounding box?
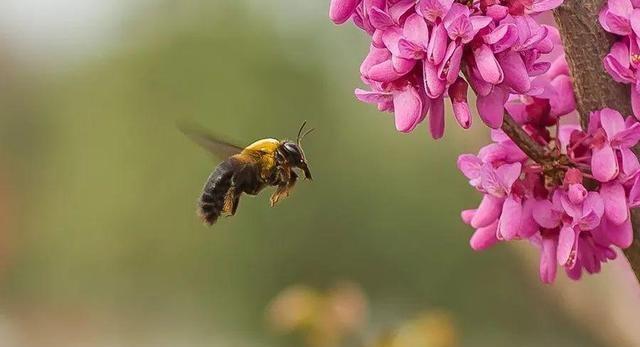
[278,141,312,180]
[276,122,314,180]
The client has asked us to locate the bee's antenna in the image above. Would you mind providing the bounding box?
[299,128,315,145]
[296,121,308,145]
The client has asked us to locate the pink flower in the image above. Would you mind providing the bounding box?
[599,0,635,35]
[533,188,605,267]
[603,39,640,118]
[356,83,427,132]
[333,0,561,136]
[588,108,640,182]
[506,54,576,141]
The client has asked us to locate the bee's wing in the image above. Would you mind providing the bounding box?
[179,124,245,159]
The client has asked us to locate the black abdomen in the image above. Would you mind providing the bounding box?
[198,160,235,225]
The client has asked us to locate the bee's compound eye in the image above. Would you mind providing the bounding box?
[283,142,301,157]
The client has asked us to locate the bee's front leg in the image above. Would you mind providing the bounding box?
[270,170,297,207]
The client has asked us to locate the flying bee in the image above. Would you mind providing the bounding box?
[181,122,313,225]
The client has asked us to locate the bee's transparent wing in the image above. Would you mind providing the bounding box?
[179,124,244,159]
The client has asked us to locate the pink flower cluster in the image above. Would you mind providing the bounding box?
[601,0,640,118]
[330,0,563,138]
[459,108,640,283]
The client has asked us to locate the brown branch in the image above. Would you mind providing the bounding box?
[500,112,547,164]
[553,0,640,280]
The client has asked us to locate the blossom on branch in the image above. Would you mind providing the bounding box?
[333,0,562,138]
[459,108,640,283]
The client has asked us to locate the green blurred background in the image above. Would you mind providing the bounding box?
[0,1,616,346]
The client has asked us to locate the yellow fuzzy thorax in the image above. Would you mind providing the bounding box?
[242,138,281,180]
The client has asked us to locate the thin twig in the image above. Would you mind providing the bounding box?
[500,112,548,164]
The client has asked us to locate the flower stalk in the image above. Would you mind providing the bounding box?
[501,112,548,164]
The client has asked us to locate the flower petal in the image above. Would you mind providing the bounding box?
[497,195,522,240]
[532,199,561,229]
[557,225,577,266]
[591,144,619,182]
[600,108,626,139]
[539,237,558,284]
[601,215,634,248]
[496,50,531,94]
[470,221,500,251]
[473,44,504,84]
[471,194,503,228]
[476,88,507,128]
[403,13,430,47]
[429,96,445,139]
[600,183,629,225]
[393,86,424,132]
[330,0,361,24]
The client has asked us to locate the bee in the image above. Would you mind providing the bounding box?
[181,122,313,225]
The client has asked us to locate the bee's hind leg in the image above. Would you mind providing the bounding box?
[270,171,298,207]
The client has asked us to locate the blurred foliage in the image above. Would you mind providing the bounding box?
[0,2,606,346]
[372,311,457,347]
[267,282,367,347]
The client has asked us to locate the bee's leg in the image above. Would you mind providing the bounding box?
[270,170,297,207]
[222,187,241,216]
[230,191,241,216]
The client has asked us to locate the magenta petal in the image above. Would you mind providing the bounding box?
[629,175,640,207]
[520,199,539,238]
[367,60,404,82]
[632,87,640,120]
[423,60,446,98]
[392,56,417,74]
[393,86,423,132]
[600,183,629,225]
[557,225,576,266]
[476,88,507,129]
[529,0,564,13]
[602,215,634,248]
[461,209,476,225]
[549,75,576,117]
[496,162,521,191]
[458,154,483,182]
[471,194,503,228]
[498,195,522,240]
[604,52,635,84]
[609,0,634,17]
[591,144,619,182]
[452,100,472,129]
[389,0,416,22]
[631,8,640,37]
[620,147,640,177]
[532,199,561,229]
[369,7,395,29]
[427,23,448,65]
[566,262,583,280]
[496,50,531,94]
[360,45,391,76]
[483,23,511,43]
[330,0,361,24]
[612,122,640,148]
[600,108,626,139]
[438,42,461,82]
[355,88,393,104]
[473,44,504,84]
[403,13,430,46]
[398,39,425,59]
[568,184,588,205]
[470,221,499,251]
[539,237,558,284]
[429,96,445,139]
